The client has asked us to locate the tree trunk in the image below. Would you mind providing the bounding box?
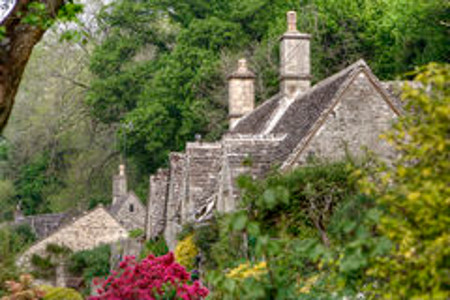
[0,0,65,133]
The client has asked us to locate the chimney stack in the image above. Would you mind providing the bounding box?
[280,11,311,97]
[112,164,127,205]
[228,58,255,129]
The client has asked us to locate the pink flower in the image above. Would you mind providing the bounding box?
[88,252,208,300]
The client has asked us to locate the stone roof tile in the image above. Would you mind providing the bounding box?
[231,93,282,134]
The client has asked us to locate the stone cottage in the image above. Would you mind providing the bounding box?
[17,206,128,268]
[145,11,402,249]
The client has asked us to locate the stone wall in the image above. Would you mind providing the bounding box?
[218,134,285,212]
[18,207,128,268]
[114,192,146,231]
[146,169,169,239]
[164,153,186,250]
[185,142,222,220]
[290,71,398,166]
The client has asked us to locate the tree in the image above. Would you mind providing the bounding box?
[0,0,82,132]
[360,63,450,299]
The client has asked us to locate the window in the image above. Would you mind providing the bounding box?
[129,204,134,212]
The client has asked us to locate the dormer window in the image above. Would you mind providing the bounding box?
[129,204,134,212]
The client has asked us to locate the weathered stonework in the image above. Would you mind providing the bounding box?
[146,169,169,239]
[288,71,398,167]
[112,165,127,205]
[18,206,127,268]
[280,11,311,97]
[228,59,256,129]
[185,142,222,217]
[164,153,186,250]
[111,192,146,231]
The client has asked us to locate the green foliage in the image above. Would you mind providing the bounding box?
[31,255,55,279]
[68,245,111,284]
[14,153,62,215]
[20,1,83,30]
[40,286,83,300]
[30,243,71,280]
[87,0,449,176]
[203,162,364,299]
[192,221,220,269]
[128,228,144,238]
[0,225,37,296]
[359,63,450,299]
[0,180,15,221]
[139,237,169,259]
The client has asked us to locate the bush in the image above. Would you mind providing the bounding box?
[68,245,111,284]
[174,235,198,270]
[1,274,45,300]
[139,236,168,259]
[89,252,208,300]
[40,286,83,300]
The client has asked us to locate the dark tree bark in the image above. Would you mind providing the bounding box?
[0,0,65,133]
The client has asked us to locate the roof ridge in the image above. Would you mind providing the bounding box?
[304,59,367,94]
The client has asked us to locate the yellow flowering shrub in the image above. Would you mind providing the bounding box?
[40,286,82,300]
[174,235,198,270]
[226,261,267,280]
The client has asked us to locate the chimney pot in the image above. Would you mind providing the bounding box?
[287,11,297,32]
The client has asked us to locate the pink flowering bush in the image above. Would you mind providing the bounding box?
[89,252,208,300]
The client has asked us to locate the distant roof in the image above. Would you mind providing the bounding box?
[109,191,143,215]
[16,212,69,239]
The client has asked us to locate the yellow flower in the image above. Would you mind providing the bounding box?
[226,261,267,280]
[174,235,198,270]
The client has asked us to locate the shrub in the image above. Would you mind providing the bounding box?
[226,261,267,280]
[40,286,82,300]
[68,245,111,284]
[174,235,198,270]
[139,236,168,259]
[89,252,208,300]
[1,274,45,300]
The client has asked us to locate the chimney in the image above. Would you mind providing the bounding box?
[112,164,127,205]
[228,58,255,129]
[280,11,311,97]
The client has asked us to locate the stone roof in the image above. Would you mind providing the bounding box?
[18,205,128,267]
[109,195,128,215]
[231,93,282,134]
[109,191,142,215]
[231,60,402,161]
[15,212,69,239]
[269,60,360,153]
